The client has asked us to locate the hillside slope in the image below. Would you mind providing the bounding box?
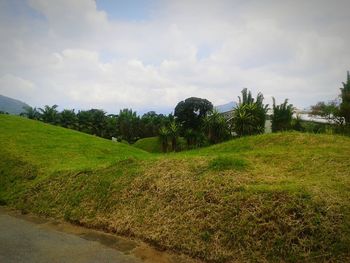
[0,115,149,172]
[1,114,350,262]
[0,94,30,114]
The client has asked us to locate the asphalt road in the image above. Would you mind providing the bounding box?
[0,209,142,263]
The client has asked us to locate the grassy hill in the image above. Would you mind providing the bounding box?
[1,114,350,262]
[0,94,30,115]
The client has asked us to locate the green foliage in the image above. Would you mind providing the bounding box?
[310,100,343,125]
[20,103,174,144]
[308,71,350,132]
[157,121,180,152]
[77,109,107,137]
[182,129,208,149]
[291,114,304,132]
[168,121,179,151]
[232,88,268,136]
[340,71,350,124]
[184,128,198,148]
[38,105,59,124]
[139,111,173,138]
[271,98,294,132]
[208,156,248,171]
[89,109,107,137]
[203,109,230,144]
[59,109,78,129]
[105,114,118,139]
[134,136,187,153]
[158,126,170,153]
[116,109,140,143]
[174,97,213,131]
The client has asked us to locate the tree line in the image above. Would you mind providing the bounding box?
[158,88,289,152]
[21,106,174,143]
[18,71,350,151]
[158,71,350,152]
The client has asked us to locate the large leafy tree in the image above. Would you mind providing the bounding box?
[340,71,350,124]
[38,105,59,124]
[232,88,268,136]
[174,97,213,131]
[271,98,294,132]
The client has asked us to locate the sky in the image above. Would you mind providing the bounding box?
[0,0,349,114]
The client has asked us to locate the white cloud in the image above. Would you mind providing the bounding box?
[0,74,37,102]
[0,0,349,113]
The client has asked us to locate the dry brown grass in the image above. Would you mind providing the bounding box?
[1,117,349,263]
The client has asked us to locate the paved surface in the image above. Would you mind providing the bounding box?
[0,210,142,263]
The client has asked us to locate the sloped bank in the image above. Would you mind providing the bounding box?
[1,115,350,262]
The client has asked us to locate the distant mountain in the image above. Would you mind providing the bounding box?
[215,101,237,113]
[0,95,30,115]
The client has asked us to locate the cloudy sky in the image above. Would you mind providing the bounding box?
[0,0,349,114]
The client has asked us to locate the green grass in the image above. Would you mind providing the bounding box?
[1,114,350,262]
[133,136,163,153]
[133,136,187,153]
[208,156,248,171]
[0,115,149,173]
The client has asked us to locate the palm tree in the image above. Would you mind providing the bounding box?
[233,88,268,136]
[271,98,294,132]
[59,109,78,129]
[168,121,179,151]
[204,109,229,143]
[38,105,59,124]
[117,109,140,143]
[232,103,257,136]
[89,109,107,137]
[158,126,169,153]
[340,71,350,124]
[291,114,304,132]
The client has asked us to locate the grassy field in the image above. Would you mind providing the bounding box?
[1,114,350,262]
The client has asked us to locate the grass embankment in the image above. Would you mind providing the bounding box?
[1,114,350,262]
